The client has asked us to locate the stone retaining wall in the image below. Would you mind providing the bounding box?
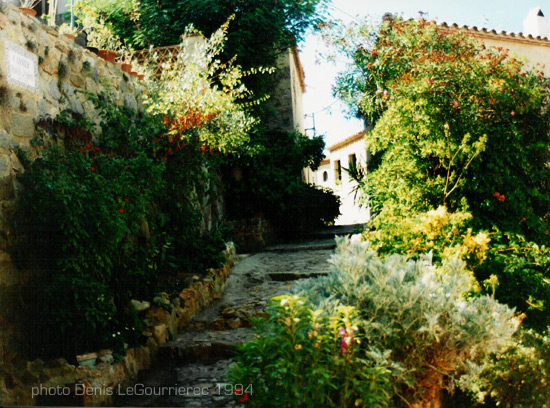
[0,244,237,406]
[227,217,277,252]
[0,2,144,361]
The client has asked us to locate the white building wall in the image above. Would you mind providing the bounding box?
[312,133,370,225]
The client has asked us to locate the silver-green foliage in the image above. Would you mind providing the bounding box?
[460,327,550,407]
[299,236,519,405]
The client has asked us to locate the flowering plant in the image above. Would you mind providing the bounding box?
[228,295,394,407]
[329,17,550,240]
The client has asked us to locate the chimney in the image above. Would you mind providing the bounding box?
[523,7,550,38]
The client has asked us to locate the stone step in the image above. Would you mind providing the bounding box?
[264,240,336,252]
[114,359,244,407]
[160,328,253,363]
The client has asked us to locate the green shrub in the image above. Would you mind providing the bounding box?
[364,206,489,273]
[18,142,164,358]
[364,206,550,331]
[460,327,550,408]
[475,232,550,331]
[280,182,341,235]
[332,17,550,241]
[228,295,394,408]
[16,100,228,359]
[232,237,518,407]
[224,129,340,236]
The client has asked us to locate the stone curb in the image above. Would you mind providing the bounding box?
[0,245,237,406]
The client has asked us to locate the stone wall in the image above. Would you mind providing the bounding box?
[227,217,277,253]
[268,48,305,133]
[0,2,143,361]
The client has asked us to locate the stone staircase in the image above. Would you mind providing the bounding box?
[114,225,360,407]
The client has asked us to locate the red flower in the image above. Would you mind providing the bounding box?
[493,192,505,202]
[453,101,459,108]
[163,157,168,161]
[86,144,91,150]
[95,147,101,152]
[91,166,96,172]
[238,393,249,403]
[124,197,129,202]
[119,208,124,214]
[510,110,516,117]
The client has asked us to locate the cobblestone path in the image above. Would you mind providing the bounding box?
[114,233,348,407]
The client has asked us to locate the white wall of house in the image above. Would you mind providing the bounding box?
[311,132,370,225]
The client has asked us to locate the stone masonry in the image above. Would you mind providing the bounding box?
[0,1,144,361]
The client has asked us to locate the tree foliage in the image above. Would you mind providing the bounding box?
[224,129,341,236]
[78,0,326,95]
[142,19,256,155]
[332,17,550,240]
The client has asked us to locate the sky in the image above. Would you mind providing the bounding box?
[300,0,549,146]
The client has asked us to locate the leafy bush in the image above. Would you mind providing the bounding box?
[232,237,518,407]
[364,205,550,331]
[475,232,550,331]
[229,295,394,408]
[17,137,164,358]
[331,17,550,241]
[460,327,550,408]
[364,206,489,273]
[18,145,164,281]
[279,183,341,236]
[306,237,519,407]
[142,19,256,155]
[224,129,339,236]
[17,104,228,359]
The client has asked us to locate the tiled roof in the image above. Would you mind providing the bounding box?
[437,21,550,44]
[328,131,365,152]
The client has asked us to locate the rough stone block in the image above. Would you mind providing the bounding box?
[123,93,137,111]
[69,96,84,115]
[37,97,47,116]
[9,114,34,138]
[152,324,168,345]
[49,80,61,100]
[0,250,18,285]
[61,81,75,98]
[0,129,16,149]
[69,74,84,89]
[85,77,97,94]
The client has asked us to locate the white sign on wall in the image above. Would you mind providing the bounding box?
[5,40,38,93]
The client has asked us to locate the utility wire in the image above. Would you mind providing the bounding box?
[311,99,339,114]
[326,3,363,23]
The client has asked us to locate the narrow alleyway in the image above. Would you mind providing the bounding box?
[115,225,360,407]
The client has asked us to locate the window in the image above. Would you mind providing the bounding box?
[334,160,341,183]
[323,171,328,182]
[348,154,357,168]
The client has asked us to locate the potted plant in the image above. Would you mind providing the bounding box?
[119,46,135,73]
[18,0,40,16]
[75,3,122,62]
[59,23,79,41]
